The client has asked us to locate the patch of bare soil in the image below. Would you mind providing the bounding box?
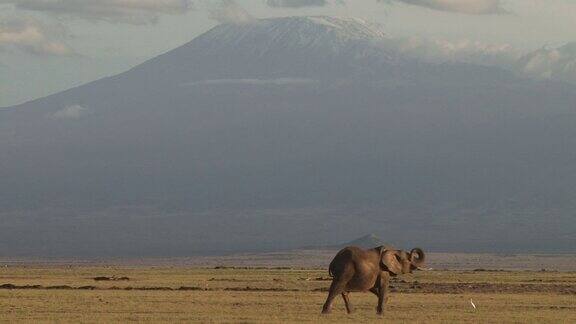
[2,282,574,294]
[298,277,332,281]
[93,276,129,281]
[224,287,299,292]
[393,282,576,294]
[0,284,206,291]
[314,282,576,295]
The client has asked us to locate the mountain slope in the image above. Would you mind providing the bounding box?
[1,16,576,256]
[337,234,389,249]
[108,16,397,88]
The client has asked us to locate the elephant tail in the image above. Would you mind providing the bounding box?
[328,258,336,277]
[328,248,349,278]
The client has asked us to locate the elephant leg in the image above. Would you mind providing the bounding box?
[341,292,353,314]
[322,281,344,314]
[322,278,346,314]
[371,286,390,303]
[376,273,390,315]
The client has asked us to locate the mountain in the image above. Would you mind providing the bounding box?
[516,42,576,84]
[337,234,388,249]
[1,16,576,257]
[301,234,390,250]
[113,16,396,86]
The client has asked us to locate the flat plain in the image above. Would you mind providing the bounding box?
[1,253,575,323]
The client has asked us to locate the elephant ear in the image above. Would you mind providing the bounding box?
[380,249,403,275]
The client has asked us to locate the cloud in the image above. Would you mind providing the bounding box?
[0,0,194,24]
[266,0,328,8]
[517,42,576,83]
[380,0,507,15]
[182,78,319,86]
[0,17,73,56]
[209,0,254,24]
[51,104,90,119]
[391,36,519,66]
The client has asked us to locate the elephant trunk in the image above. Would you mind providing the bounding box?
[410,248,425,268]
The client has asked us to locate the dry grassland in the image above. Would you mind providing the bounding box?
[0,265,575,323]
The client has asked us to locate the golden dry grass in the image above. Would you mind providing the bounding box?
[0,266,575,323]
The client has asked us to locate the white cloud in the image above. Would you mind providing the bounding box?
[0,17,73,56]
[208,0,254,24]
[0,0,194,24]
[517,43,576,83]
[391,36,519,66]
[51,104,90,119]
[182,78,318,86]
[266,0,328,8]
[380,0,507,15]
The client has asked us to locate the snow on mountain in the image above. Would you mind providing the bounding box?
[198,16,388,52]
[119,16,399,85]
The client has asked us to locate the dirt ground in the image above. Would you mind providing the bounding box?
[0,260,575,323]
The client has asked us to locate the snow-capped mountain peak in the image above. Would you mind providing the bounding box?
[126,16,395,83]
[202,16,386,48]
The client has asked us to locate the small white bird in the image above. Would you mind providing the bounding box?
[470,299,477,310]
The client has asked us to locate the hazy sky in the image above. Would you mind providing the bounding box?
[1,0,575,107]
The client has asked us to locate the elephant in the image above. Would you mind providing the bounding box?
[321,246,425,315]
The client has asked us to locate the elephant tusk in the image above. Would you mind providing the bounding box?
[416,266,433,271]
